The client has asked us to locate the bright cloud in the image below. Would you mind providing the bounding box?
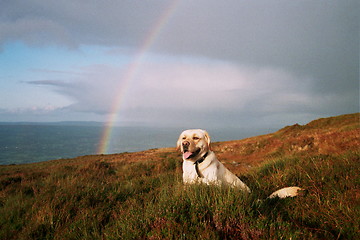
[24,54,318,127]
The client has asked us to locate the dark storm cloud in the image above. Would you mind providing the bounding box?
[2,1,357,89]
[0,0,358,125]
[0,0,170,48]
[153,1,358,94]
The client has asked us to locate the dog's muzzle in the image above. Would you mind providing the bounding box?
[182,141,190,150]
[182,141,201,159]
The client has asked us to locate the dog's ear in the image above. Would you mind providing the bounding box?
[202,130,211,150]
[176,134,182,151]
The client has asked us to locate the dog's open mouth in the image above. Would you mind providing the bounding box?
[183,148,201,159]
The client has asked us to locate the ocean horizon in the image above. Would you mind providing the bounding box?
[0,123,275,165]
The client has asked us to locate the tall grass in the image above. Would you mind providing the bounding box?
[0,151,359,239]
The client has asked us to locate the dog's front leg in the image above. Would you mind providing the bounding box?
[200,170,222,186]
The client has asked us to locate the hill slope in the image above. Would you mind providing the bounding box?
[0,113,359,239]
[212,112,359,175]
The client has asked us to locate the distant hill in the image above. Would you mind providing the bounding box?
[210,112,360,175]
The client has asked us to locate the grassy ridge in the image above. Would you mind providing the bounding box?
[212,113,360,176]
[0,113,359,239]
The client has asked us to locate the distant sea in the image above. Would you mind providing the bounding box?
[0,123,274,165]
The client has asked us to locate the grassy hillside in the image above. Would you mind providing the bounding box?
[212,113,360,175]
[0,113,359,239]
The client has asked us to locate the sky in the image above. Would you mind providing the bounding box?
[0,0,359,131]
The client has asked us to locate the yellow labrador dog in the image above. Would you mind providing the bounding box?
[177,129,303,198]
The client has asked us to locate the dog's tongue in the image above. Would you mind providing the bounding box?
[183,152,193,159]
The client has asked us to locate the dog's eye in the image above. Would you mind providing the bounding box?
[193,136,199,140]
[182,136,186,140]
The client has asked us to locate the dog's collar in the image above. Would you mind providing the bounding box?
[194,152,209,178]
[195,151,208,165]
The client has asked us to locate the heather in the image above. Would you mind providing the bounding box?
[1,113,359,239]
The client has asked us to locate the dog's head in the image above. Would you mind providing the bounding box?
[177,129,211,161]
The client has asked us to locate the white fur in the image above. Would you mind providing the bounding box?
[178,129,250,192]
[177,129,303,198]
[182,151,251,192]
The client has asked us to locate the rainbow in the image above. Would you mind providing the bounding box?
[97,0,180,154]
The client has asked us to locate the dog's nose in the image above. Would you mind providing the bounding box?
[182,141,190,147]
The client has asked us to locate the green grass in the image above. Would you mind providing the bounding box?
[0,151,359,239]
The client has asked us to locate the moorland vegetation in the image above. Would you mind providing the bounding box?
[0,113,359,239]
